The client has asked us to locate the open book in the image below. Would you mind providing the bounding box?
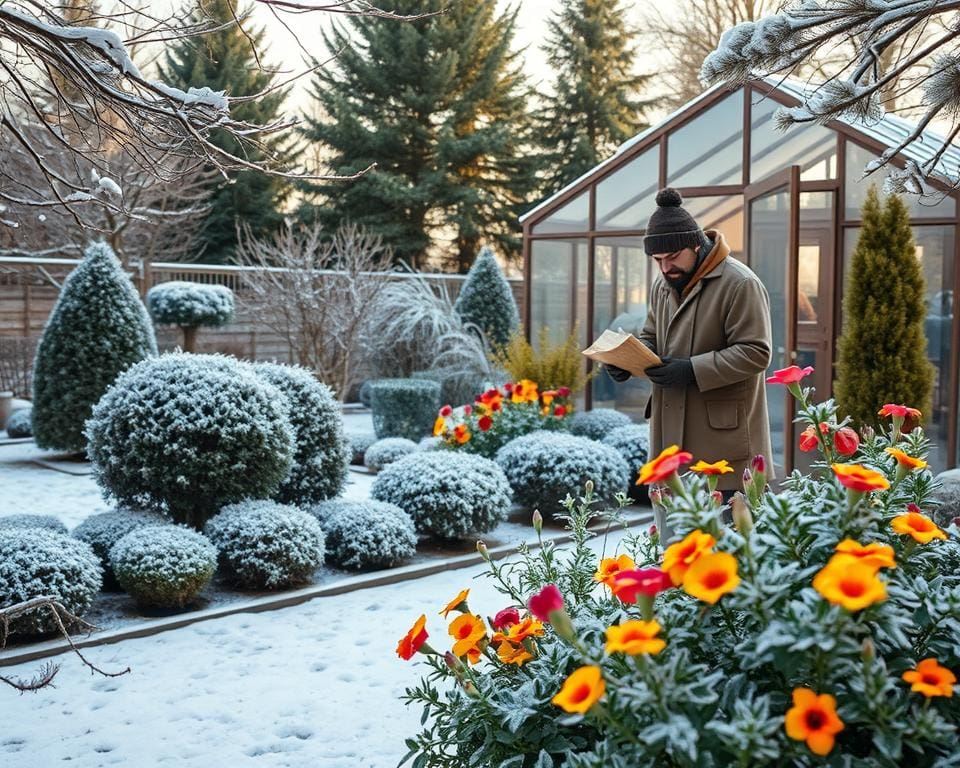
[582,329,662,378]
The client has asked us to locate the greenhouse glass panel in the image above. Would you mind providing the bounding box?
[529,239,584,346]
[845,142,955,219]
[531,191,590,234]
[750,98,836,182]
[595,145,660,231]
[683,196,744,258]
[667,91,744,187]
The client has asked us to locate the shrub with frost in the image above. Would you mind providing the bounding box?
[602,423,651,499]
[5,408,32,438]
[569,408,633,441]
[309,499,417,569]
[346,431,378,465]
[372,452,511,539]
[0,514,68,535]
[32,241,157,452]
[86,353,294,529]
[370,379,442,440]
[0,528,101,635]
[411,367,486,411]
[253,362,348,504]
[73,508,170,586]
[495,431,629,515]
[147,281,235,353]
[110,525,217,609]
[453,246,519,350]
[364,437,418,471]
[204,500,325,590]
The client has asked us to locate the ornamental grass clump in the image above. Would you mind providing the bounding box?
[309,499,417,570]
[569,408,633,441]
[364,437,419,472]
[398,365,960,768]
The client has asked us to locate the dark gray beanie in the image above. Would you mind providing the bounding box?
[643,188,709,256]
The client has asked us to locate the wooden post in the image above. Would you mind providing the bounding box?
[24,283,31,335]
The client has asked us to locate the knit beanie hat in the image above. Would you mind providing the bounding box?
[643,188,711,256]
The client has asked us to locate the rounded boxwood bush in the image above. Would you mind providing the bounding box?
[495,431,630,515]
[569,408,633,441]
[309,499,417,570]
[364,437,418,471]
[5,408,32,438]
[73,508,170,586]
[0,514,68,535]
[370,378,442,440]
[346,432,378,465]
[411,367,485,410]
[372,452,512,539]
[602,423,651,502]
[110,525,217,609]
[0,528,101,635]
[86,353,294,529]
[146,281,235,328]
[203,500,326,590]
[253,362,348,504]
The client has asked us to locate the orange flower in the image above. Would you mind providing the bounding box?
[832,539,896,571]
[605,620,666,656]
[541,390,556,406]
[433,416,447,437]
[496,640,533,666]
[831,463,890,493]
[681,551,740,604]
[813,559,886,611]
[594,554,636,586]
[884,447,928,471]
[491,616,545,646]
[890,511,947,543]
[448,614,486,657]
[512,379,539,404]
[878,404,922,419]
[440,588,470,618]
[690,459,734,475]
[397,614,429,660]
[453,424,471,444]
[798,424,821,452]
[638,445,693,485]
[662,530,716,586]
[902,658,956,698]
[784,687,844,756]
[465,646,482,665]
[551,665,605,714]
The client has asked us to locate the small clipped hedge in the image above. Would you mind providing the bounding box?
[602,423,651,501]
[110,525,217,609]
[411,368,485,411]
[569,407,633,441]
[5,408,32,438]
[309,499,417,570]
[146,281,235,328]
[495,431,630,515]
[346,432,378,465]
[73,508,170,586]
[372,452,512,539]
[203,500,326,590]
[0,514,68,535]
[370,379,442,440]
[0,528,101,635]
[364,437,418,471]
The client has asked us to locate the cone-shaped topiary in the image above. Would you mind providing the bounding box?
[835,187,934,430]
[453,246,519,350]
[32,242,157,452]
[146,281,235,353]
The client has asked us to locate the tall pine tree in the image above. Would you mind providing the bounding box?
[158,0,290,263]
[538,0,655,191]
[300,0,536,271]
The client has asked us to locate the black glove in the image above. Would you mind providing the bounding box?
[604,364,631,383]
[646,356,696,388]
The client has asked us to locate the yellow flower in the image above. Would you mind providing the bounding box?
[496,641,533,666]
[439,588,470,618]
[551,665,605,714]
[690,459,734,475]
[662,530,716,586]
[812,559,886,611]
[448,614,486,658]
[831,539,896,571]
[884,447,928,471]
[491,616,545,646]
[891,511,947,544]
[784,687,844,756]
[902,658,956,698]
[432,416,446,437]
[593,554,636,587]
[681,551,740,604]
[605,620,666,656]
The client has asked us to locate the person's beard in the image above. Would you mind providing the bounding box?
[663,266,695,293]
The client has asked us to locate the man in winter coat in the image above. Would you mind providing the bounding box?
[607,187,773,506]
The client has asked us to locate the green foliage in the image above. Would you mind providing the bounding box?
[32,241,157,452]
[370,379,442,440]
[411,368,487,412]
[454,246,520,349]
[835,187,934,430]
[491,327,595,395]
[146,281,235,328]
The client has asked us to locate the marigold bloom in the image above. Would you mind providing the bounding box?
[884,447,928,471]
[465,646,482,665]
[541,390,556,406]
[594,554,636,586]
[681,552,740,604]
[834,427,860,456]
[528,584,564,622]
[491,607,520,631]
[690,459,734,475]
[496,640,532,666]
[766,365,814,385]
[551,665,605,714]
[397,614,429,660]
[448,614,486,657]
[902,658,956,698]
[799,425,820,452]
[605,620,666,656]
[453,424,471,444]
[637,445,693,485]
[890,510,947,543]
[784,688,844,756]
[512,379,539,404]
[491,616,545,645]
[554,405,567,417]
[831,463,890,492]
[440,588,470,618]
[813,559,886,611]
[432,416,446,437]
[478,415,493,432]
[878,404,922,419]
[832,539,896,571]
[610,568,672,604]
[662,530,716,586]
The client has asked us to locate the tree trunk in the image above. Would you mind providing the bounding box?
[181,325,198,353]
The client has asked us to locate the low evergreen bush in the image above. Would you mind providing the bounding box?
[372,452,511,539]
[73,508,170,586]
[110,525,217,609]
[146,281,235,328]
[370,379,441,440]
[346,431,378,465]
[0,514,68,535]
[364,437,419,471]
[412,367,486,410]
[309,499,417,570]
[570,407,633,441]
[204,500,326,590]
[5,408,32,438]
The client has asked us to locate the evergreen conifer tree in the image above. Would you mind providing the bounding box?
[300,0,536,271]
[538,0,655,191]
[834,187,933,429]
[158,0,290,263]
[32,242,157,452]
[453,246,519,349]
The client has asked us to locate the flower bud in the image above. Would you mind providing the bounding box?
[648,523,657,537]
[834,427,860,456]
[860,425,875,443]
[584,479,594,494]
[861,637,875,662]
[730,492,753,536]
[649,487,663,507]
[532,509,543,533]
[444,650,466,677]
[798,425,819,452]
[742,467,752,491]
[750,454,766,475]
[476,540,489,561]
[711,490,724,507]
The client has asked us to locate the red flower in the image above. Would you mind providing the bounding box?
[637,445,693,485]
[751,454,766,474]
[439,405,453,417]
[478,415,493,432]
[491,607,520,631]
[878,404,922,419]
[491,401,502,412]
[504,382,514,393]
[834,427,860,456]
[766,365,814,385]
[557,386,571,397]
[528,584,564,622]
[799,425,819,452]
[463,404,473,415]
[553,405,567,417]
[396,615,429,660]
[610,568,672,604]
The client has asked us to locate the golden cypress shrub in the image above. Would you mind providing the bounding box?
[491,326,595,394]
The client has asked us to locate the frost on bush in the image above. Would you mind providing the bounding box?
[411,367,486,410]
[364,437,418,471]
[146,281,235,328]
[253,362,348,504]
[0,528,101,635]
[0,514,68,535]
[110,525,217,609]
[346,431,378,465]
[372,452,511,539]
[32,241,157,452]
[73,508,170,585]
[309,499,416,570]
[569,408,633,441]
[204,500,325,590]
[602,423,651,488]
[370,378,441,440]
[5,408,32,438]
[496,431,630,515]
[86,353,294,529]
[453,246,519,350]
[931,470,960,528]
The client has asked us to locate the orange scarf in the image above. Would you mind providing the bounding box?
[681,229,730,300]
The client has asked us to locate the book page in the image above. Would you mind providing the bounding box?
[581,329,661,378]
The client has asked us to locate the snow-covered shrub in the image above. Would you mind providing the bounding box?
[146,281,235,328]
[364,437,418,471]
[309,499,417,570]
[370,378,441,440]
[411,367,485,411]
[359,380,374,408]
[418,436,443,452]
[453,246,519,349]
[5,407,32,438]
[346,431,378,465]
[72,508,170,586]
[0,528,101,635]
[931,469,960,528]
[0,514,68,535]
[203,500,325,590]
[253,362,348,504]
[602,423,651,498]
[495,431,630,515]
[110,525,217,609]
[372,452,511,539]
[569,407,633,441]
[32,241,157,452]
[86,353,294,529]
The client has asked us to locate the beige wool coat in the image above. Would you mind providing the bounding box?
[639,231,774,491]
